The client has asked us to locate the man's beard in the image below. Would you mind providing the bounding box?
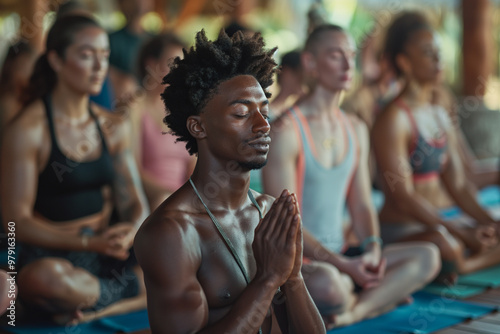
[238,159,268,171]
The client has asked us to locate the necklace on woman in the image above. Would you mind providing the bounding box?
[54,110,91,127]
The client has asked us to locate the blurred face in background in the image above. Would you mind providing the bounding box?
[397,29,442,85]
[51,26,109,95]
[143,44,184,92]
[158,45,184,78]
[305,30,356,93]
[119,0,154,21]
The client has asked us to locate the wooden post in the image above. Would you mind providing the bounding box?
[462,0,492,98]
[18,0,49,53]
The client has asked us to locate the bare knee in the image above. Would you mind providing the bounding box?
[18,258,74,300]
[408,242,442,282]
[18,257,98,311]
[303,262,353,315]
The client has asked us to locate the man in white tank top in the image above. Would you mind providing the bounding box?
[263,24,441,329]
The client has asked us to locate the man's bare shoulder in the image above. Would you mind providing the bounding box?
[135,187,202,254]
[140,191,198,236]
[248,189,275,214]
[134,190,205,300]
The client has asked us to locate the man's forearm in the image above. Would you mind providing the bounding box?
[282,276,326,334]
[198,276,278,334]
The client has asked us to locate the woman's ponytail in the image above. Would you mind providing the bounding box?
[23,53,57,106]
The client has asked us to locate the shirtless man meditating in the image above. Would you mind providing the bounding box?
[134,30,326,334]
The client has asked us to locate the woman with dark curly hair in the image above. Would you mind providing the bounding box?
[134,29,326,334]
[1,15,149,324]
[373,11,500,279]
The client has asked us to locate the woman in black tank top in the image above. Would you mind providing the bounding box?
[0,15,149,324]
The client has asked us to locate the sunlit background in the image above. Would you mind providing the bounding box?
[1,0,499,109]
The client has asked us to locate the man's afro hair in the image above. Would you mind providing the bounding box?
[161,29,278,155]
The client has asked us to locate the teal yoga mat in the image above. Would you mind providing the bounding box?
[423,282,486,299]
[440,185,500,219]
[422,264,500,299]
[327,291,496,334]
[458,265,500,288]
[1,309,149,334]
[3,292,497,334]
[429,187,500,298]
[6,292,495,334]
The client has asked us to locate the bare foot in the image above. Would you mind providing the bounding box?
[398,295,414,306]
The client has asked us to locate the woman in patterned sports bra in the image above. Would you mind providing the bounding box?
[373,11,500,279]
[1,16,149,324]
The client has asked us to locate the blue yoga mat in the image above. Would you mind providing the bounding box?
[440,185,500,219]
[458,265,500,288]
[2,292,496,334]
[1,309,149,334]
[7,293,494,334]
[423,282,486,299]
[4,188,499,334]
[478,185,500,207]
[425,186,500,299]
[326,291,496,334]
[422,264,500,299]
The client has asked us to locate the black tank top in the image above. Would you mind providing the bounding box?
[33,95,115,221]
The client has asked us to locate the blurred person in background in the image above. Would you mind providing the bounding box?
[270,50,306,120]
[373,11,500,281]
[432,84,500,190]
[1,15,149,324]
[108,0,154,109]
[56,0,115,109]
[131,33,196,211]
[341,30,402,186]
[263,24,440,329]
